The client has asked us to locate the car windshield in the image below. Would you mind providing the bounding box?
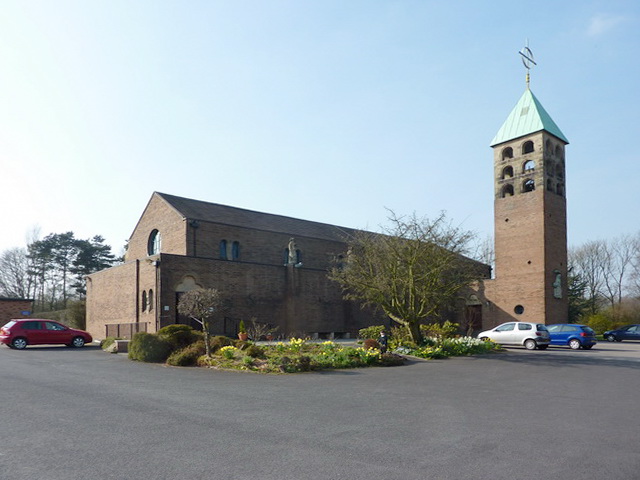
[581,326,595,334]
[3,321,17,329]
[536,325,549,332]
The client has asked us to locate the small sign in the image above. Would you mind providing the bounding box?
[21,311,31,316]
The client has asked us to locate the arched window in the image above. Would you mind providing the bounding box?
[283,248,290,265]
[523,179,535,192]
[523,160,535,172]
[555,145,563,159]
[141,290,147,312]
[522,141,534,154]
[147,230,161,255]
[557,183,564,196]
[501,166,514,179]
[546,179,553,191]
[219,240,228,260]
[232,241,240,260]
[148,289,154,311]
[502,147,513,160]
[557,162,564,179]
[545,160,555,176]
[545,140,552,153]
[501,184,514,198]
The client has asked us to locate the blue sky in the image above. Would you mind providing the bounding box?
[1,0,638,256]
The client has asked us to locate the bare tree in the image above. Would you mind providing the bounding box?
[0,248,32,298]
[629,232,640,299]
[570,241,607,314]
[601,235,636,307]
[330,211,483,344]
[473,234,495,279]
[177,288,223,357]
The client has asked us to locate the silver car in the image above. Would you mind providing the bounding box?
[478,322,550,350]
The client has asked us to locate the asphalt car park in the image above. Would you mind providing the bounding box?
[2,341,640,480]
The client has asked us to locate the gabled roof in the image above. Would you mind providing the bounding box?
[155,192,358,242]
[490,88,569,146]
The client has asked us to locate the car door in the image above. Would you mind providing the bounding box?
[21,321,46,345]
[624,325,640,341]
[547,324,565,345]
[43,321,72,345]
[490,323,516,344]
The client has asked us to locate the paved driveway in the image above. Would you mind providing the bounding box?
[1,342,639,480]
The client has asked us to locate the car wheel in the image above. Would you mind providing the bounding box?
[569,339,581,350]
[11,337,28,350]
[606,335,616,342]
[524,339,537,350]
[71,336,86,348]
[537,345,548,350]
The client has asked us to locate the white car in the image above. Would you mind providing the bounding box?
[478,322,550,350]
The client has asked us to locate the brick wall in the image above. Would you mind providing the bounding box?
[0,299,34,327]
[125,194,187,261]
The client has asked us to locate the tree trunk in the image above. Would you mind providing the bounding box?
[408,321,423,345]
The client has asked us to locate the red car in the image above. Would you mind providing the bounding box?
[0,319,93,350]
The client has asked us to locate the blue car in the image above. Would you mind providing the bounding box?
[547,324,597,350]
[603,324,640,342]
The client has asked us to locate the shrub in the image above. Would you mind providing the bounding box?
[358,325,385,340]
[166,341,206,366]
[100,337,117,350]
[379,352,406,366]
[128,332,172,362]
[421,321,459,339]
[363,339,381,350]
[243,344,265,358]
[158,324,200,351]
[210,335,234,352]
[389,326,415,349]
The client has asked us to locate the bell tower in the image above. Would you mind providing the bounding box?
[487,47,569,325]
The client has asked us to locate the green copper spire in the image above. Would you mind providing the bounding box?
[490,88,569,146]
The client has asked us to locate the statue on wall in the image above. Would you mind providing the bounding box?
[287,238,297,265]
[552,270,562,299]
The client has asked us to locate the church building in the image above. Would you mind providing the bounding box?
[86,56,569,340]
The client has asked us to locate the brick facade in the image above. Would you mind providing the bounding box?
[482,130,569,327]
[87,193,388,340]
[0,298,34,327]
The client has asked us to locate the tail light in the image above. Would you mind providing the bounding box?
[535,331,542,336]
[580,332,587,337]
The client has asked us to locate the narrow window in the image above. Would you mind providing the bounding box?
[501,166,514,179]
[232,241,240,260]
[283,248,289,265]
[555,145,563,159]
[523,141,534,154]
[219,240,228,260]
[545,140,552,153]
[142,291,147,312]
[502,147,513,160]
[545,160,554,176]
[148,289,154,311]
[147,230,161,255]
[557,183,564,196]
[546,179,553,191]
[523,179,535,192]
